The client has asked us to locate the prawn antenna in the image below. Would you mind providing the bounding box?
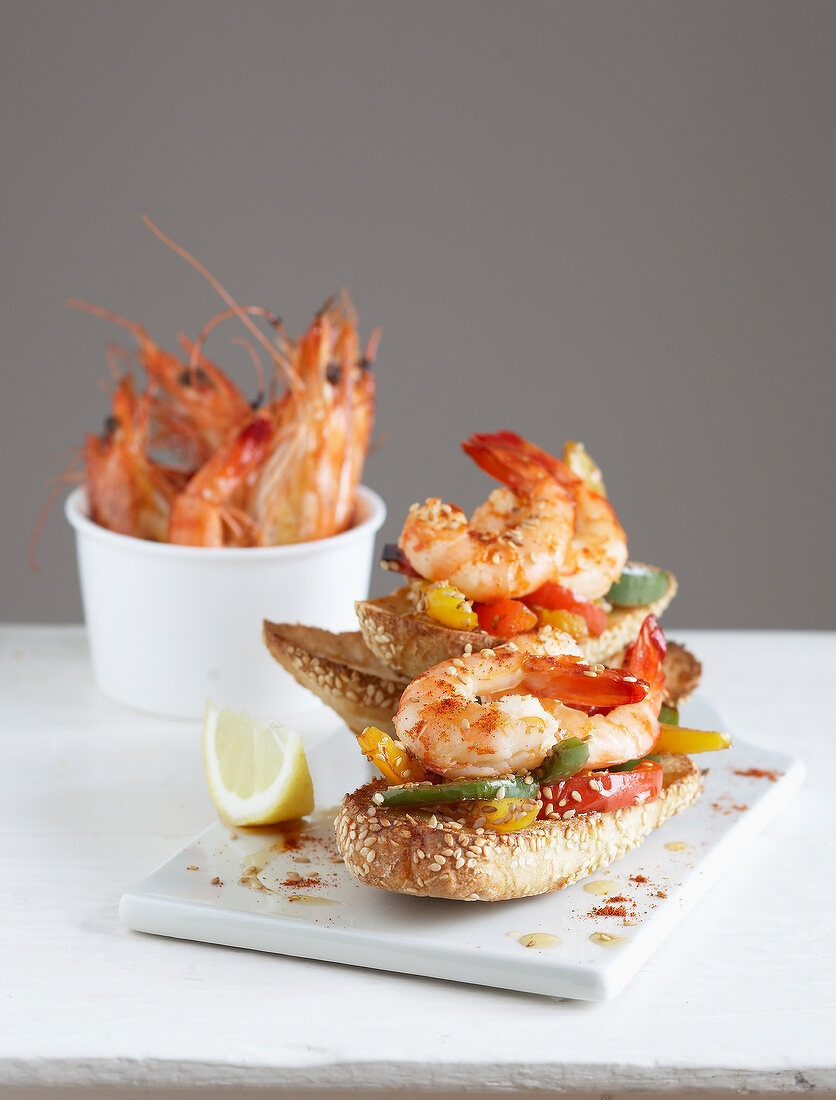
[229,337,266,409]
[66,299,147,343]
[141,216,303,395]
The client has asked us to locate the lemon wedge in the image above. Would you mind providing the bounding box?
[202,702,314,826]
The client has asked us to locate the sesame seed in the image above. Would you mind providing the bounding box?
[563,809,576,819]
[571,790,582,803]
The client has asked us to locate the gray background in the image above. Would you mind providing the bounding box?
[3,0,834,628]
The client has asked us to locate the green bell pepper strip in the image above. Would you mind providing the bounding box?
[534,737,590,783]
[605,564,670,607]
[379,775,539,807]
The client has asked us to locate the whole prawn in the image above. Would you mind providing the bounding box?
[247,294,378,544]
[84,374,184,541]
[167,413,276,546]
[66,300,255,466]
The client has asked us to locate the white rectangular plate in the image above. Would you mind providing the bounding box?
[120,697,803,1000]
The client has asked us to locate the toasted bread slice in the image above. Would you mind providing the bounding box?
[263,621,407,736]
[263,621,701,737]
[356,567,678,680]
[336,753,702,901]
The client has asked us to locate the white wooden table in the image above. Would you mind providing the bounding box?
[1,626,833,1096]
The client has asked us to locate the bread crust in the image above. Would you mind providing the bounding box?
[336,754,702,901]
[356,566,678,679]
[263,622,407,736]
[263,622,701,737]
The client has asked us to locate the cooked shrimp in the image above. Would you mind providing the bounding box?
[67,300,254,465]
[464,431,627,600]
[142,221,378,545]
[398,437,575,603]
[248,295,377,543]
[168,414,276,546]
[393,639,647,780]
[541,614,666,769]
[84,375,181,540]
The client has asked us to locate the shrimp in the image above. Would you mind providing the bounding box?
[141,221,378,545]
[168,414,276,546]
[247,295,377,543]
[67,300,254,464]
[464,431,628,600]
[393,638,648,780]
[398,436,575,603]
[84,375,181,541]
[541,614,666,769]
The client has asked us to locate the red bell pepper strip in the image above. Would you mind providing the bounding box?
[523,581,609,636]
[538,760,663,818]
[473,598,538,637]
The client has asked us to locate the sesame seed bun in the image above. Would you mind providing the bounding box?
[335,753,702,901]
[262,622,407,736]
[355,567,678,680]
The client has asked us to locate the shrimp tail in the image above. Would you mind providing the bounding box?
[464,431,582,495]
[623,615,666,693]
[522,656,648,712]
[462,433,571,497]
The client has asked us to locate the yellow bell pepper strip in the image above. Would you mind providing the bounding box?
[563,440,608,497]
[357,726,431,785]
[422,583,479,631]
[654,723,732,754]
[536,607,590,641]
[472,798,539,833]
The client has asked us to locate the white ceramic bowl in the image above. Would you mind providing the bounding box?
[65,486,386,720]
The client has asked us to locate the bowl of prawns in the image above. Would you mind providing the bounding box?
[59,221,385,719]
